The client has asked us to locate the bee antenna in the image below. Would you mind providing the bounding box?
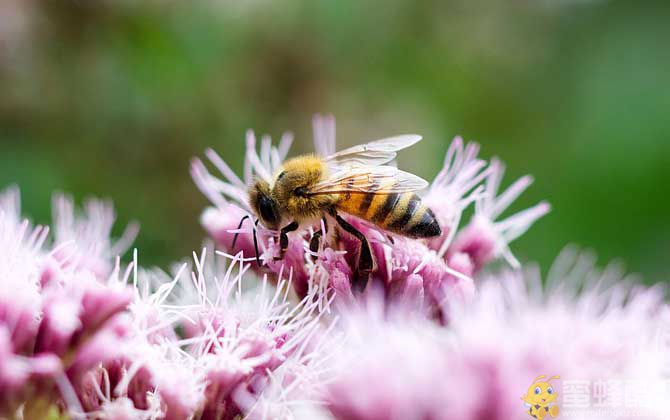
[253,219,261,266]
[231,215,250,249]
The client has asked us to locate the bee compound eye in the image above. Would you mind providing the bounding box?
[259,195,278,225]
[535,387,541,395]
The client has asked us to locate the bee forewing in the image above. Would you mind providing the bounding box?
[335,134,423,154]
[392,169,429,191]
[308,165,429,195]
[325,134,422,169]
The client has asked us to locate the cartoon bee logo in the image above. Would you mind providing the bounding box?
[522,375,560,419]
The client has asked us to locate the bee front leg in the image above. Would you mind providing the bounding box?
[274,221,299,261]
[330,209,373,293]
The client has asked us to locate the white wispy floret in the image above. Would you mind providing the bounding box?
[191,130,294,214]
[449,158,551,270]
[51,193,139,277]
[423,136,490,258]
[0,187,47,320]
[240,327,341,420]
[107,248,331,419]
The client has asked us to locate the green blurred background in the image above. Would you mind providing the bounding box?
[1,0,668,281]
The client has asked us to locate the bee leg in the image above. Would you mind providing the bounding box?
[309,217,329,260]
[253,219,261,266]
[331,210,373,292]
[274,221,299,261]
[232,215,250,250]
[309,230,322,260]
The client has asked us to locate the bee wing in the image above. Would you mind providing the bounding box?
[325,135,422,169]
[307,165,429,195]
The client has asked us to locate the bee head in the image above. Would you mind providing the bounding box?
[249,180,281,230]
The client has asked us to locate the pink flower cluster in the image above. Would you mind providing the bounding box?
[314,248,669,420]
[1,116,667,420]
[0,188,134,417]
[235,250,670,420]
[192,115,550,315]
[74,250,327,420]
[0,189,326,419]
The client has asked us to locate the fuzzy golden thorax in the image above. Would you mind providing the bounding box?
[271,155,337,223]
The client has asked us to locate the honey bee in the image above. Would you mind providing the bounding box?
[247,135,441,291]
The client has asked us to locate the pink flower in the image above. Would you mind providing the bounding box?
[0,187,46,353]
[0,325,61,413]
[448,158,550,271]
[317,249,669,420]
[51,194,139,279]
[420,137,550,277]
[34,294,82,356]
[0,189,56,414]
[77,366,162,420]
[1,110,664,420]
[66,313,131,379]
[194,116,520,309]
[422,136,490,257]
[323,293,453,420]
[75,249,328,420]
[439,247,668,420]
[239,319,340,420]
[0,187,135,418]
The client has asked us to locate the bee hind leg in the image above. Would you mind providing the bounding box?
[274,221,299,261]
[329,209,373,293]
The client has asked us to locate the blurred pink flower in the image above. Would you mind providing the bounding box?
[51,193,139,279]
[0,325,61,414]
[0,187,135,418]
[438,247,668,420]
[316,249,669,420]
[0,187,47,353]
[323,294,452,420]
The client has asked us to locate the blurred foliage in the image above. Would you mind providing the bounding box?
[1,0,668,281]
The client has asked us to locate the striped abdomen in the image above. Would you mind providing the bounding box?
[336,190,441,238]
